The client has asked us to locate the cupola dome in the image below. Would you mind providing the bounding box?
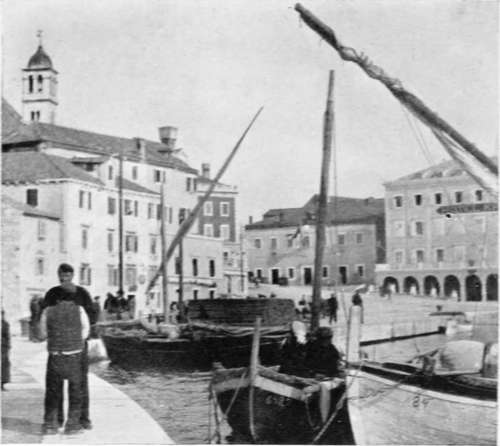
[27,45,53,70]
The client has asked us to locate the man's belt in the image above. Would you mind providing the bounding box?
[49,349,82,356]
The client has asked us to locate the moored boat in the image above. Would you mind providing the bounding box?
[98,298,295,369]
[211,364,353,444]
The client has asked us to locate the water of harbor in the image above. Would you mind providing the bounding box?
[90,320,497,445]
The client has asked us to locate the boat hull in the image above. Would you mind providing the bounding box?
[347,366,497,445]
[212,367,353,444]
[101,333,286,369]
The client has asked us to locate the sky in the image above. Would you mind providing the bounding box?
[2,0,498,223]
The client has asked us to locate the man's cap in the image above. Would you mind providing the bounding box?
[57,263,74,273]
[316,326,333,339]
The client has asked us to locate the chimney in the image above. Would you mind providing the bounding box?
[201,163,211,179]
[248,216,253,224]
[134,137,146,160]
[158,126,178,154]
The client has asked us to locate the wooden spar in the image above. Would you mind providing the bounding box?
[160,184,169,321]
[294,3,498,177]
[145,107,263,294]
[118,153,124,295]
[248,316,261,442]
[311,71,335,333]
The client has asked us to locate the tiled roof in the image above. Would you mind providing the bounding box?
[2,99,197,174]
[2,152,103,185]
[246,195,384,230]
[2,195,60,220]
[1,99,39,143]
[116,177,158,195]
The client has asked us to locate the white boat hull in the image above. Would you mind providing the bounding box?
[347,369,497,445]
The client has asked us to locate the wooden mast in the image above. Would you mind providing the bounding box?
[160,183,169,322]
[311,71,335,333]
[118,153,124,295]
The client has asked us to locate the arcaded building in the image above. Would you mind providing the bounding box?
[376,159,498,301]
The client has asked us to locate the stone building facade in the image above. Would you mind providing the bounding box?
[376,159,498,301]
[245,195,385,286]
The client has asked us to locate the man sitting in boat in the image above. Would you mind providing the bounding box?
[304,326,341,379]
[279,321,308,376]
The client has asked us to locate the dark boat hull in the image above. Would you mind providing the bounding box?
[101,332,286,369]
[212,367,353,444]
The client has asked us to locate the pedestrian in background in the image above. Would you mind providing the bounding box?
[352,291,364,324]
[42,263,94,431]
[2,309,11,391]
[116,290,127,320]
[327,293,338,324]
[29,295,43,341]
[40,299,89,435]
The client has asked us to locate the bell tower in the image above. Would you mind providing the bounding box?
[22,31,58,124]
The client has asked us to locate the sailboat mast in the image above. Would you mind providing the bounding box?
[311,70,335,332]
[160,183,169,322]
[118,153,124,295]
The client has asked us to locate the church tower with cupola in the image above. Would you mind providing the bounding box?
[22,32,58,124]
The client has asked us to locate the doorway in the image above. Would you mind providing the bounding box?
[303,267,313,285]
[271,268,280,285]
[339,266,348,285]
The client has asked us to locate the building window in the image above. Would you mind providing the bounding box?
[108,197,116,215]
[125,265,137,287]
[108,165,114,180]
[79,190,85,208]
[322,266,329,278]
[416,250,425,263]
[455,191,463,203]
[175,257,181,275]
[209,259,216,277]
[220,202,230,216]
[414,221,424,236]
[392,220,405,237]
[414,194,422,206]
[436,248,444,263]
[337,234,345,245]
[169,207,173,224]
[204,224,214,237]
[209,290,215,299]
[156,204,162,220]
[28,75,34,93]
[107,231,114,252]
[254,238,262,249]
[81,227,89,249]
[134,200,139,217]
[79,264,91,286]
[356,264,365,277]
[193,289,199,300]
[270,237,278,250]
[37,74,43,92]
[394,196,403,208]
[186,177,192,191]
[256,269,263,279]
[107,265,118,287]
[475,190,483,202]
[125,233,138,252]
[88,192,92,210]
[395,250,404,265]
[124,199,132,215]
[26,188,38,206]
[148,203,154,219]
[192,258,198,277]
[38,220,46,240]
[132,166,138,180]
[150,235,157,255]
[204,201,213,216]
[220,224,230,240]
[302,235,310,248]
[356,233,363,244]
[35,257,44,276]
[154,169,162,183]
[434,193,442,205]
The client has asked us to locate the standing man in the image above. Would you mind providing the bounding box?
[42,263,94,430]
[40,299,89,434]
[327,293,338,324]
[352,291,364,324]
[2,310,11,391]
